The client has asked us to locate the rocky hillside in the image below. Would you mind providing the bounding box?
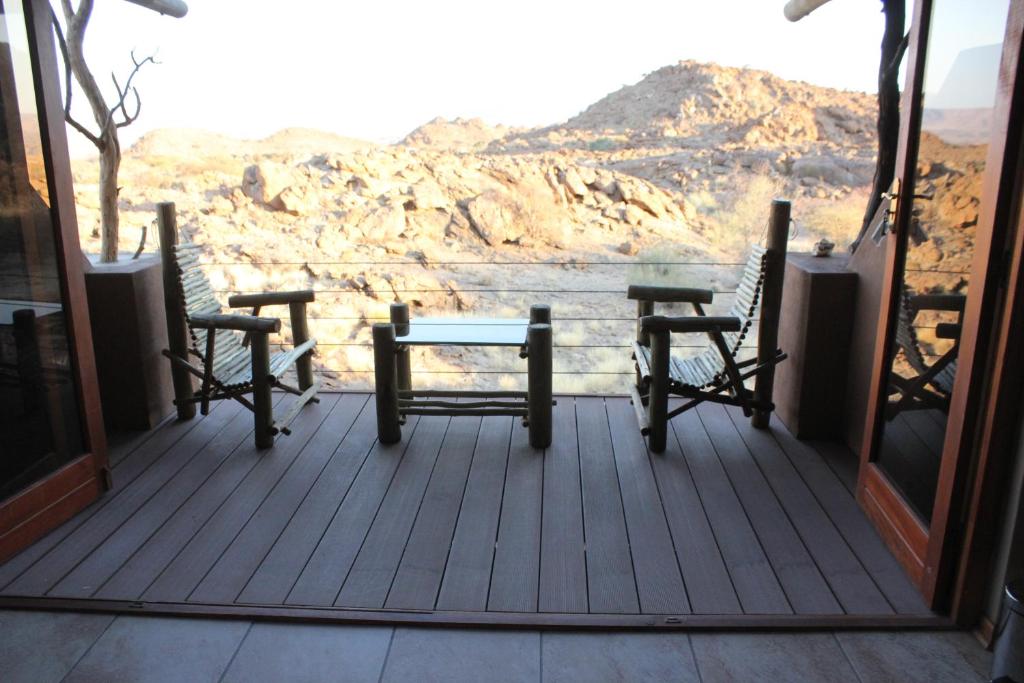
[73,60,884,391]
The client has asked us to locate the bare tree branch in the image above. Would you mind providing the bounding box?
[108,50,156,128]
[49,5,102,147]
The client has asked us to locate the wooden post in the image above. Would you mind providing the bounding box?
[12,310,42,416]
[752,198,791,428]
[648,329,670,452]
[157,201,196,420]
[530,303,551,325]
[390,303,411,392]
[636,300,654,345]
[373,323,402,444]
[636,300,654,387]
[289,301,314,391]
[527,322,552,448]
[251,331,274,448]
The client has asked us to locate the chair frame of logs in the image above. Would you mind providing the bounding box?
[885,286,964,419]
[157,202,319,448]
[628,199,791,452]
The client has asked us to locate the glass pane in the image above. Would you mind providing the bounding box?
[875,0,1009,525]
[0,0,85,502]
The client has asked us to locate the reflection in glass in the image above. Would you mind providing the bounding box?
[876,0,1008,524]
[0,0,85,502]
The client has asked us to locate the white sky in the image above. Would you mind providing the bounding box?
[63,0,897,156]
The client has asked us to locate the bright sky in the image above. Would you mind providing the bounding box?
[64,0,895,156]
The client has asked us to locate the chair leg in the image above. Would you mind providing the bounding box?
[648,329,670,453]
[527,322,552,449]
[372,323,402,444]
[289,301,315,392]
[251,332,274,449]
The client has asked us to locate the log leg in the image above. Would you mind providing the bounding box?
[373,323,402,444]
[157,202,196,420]
[289,301,315,392]
[251,331,274,449]
[636,300,654,386]
[527,322,552,449]
[647,329,670,453]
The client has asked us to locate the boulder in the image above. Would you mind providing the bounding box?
[355,203,407,241]
[241,162,296,206]
[464,190,524,245]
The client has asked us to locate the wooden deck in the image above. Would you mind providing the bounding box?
[0,392,938,627]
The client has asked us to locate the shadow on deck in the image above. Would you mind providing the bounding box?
[0,392,940,628]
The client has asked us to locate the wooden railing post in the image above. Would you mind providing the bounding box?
[157,201,196,420]
[752,198,790,428]
[530,303,551,325]
[289,301,314,391]
[250,331,273,448]
[390,303,411,392]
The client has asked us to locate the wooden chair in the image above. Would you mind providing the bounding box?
[158,203,319,448]
[628,199,790,452]
[885,286,964,419]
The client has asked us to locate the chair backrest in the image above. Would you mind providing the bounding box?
[171,243,251,381]
[894,285,930,375]
[721,244,768,357]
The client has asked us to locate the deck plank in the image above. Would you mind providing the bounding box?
[806,439,859,495]
[538,398,588,614]
[0,403,220,590]
[435,416,512,611]
[487,422,544,612]
[4,401,246,597]
[80,397,288,601]
[766,415,930,615]
[668,409,790,614]
[188,394,369,603]
[575,396,639,615]
[137,395,336,602]
[237,399,381,605]
[285,417,421,607]
[696,404,840,615]
[334,415,452,608]
[646,412,741,615]
[724,405,893,614]
[385,412,481,610]
[605,397,690,614]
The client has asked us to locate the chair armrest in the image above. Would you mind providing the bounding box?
[910,293,965,313]
[227,290,315,308]
[627,285,714,304]
[190,313,281,334]
[935,322,962,340]
[640,315,741,334]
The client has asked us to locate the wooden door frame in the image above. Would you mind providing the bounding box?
[0,0,109,563]
[858,0,1024,610]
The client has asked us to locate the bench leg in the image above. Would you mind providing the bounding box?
[527,322,552,449]
[373,323,402,444]
[251,332,274,449]
[647,329,670,453]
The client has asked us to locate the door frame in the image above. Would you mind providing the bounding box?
[858,0,1024,610]
[0,0,108,563]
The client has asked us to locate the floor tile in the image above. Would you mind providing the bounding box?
[381,627,540,683]
[543,631,700,683]
[690,632,860,683]
[836,630,989,682]
[0,609,114,683]
[63,615,250,683]
[221,622,393,682]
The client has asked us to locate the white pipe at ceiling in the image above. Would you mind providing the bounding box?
[124,0,188,18]
[783,0,834,22]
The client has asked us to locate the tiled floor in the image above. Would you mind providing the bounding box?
[0,609,992,683]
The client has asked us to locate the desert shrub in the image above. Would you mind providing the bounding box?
[588,138,617,152]
[796,192,867,251]
[705,175,784,258]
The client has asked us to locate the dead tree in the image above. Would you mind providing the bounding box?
[52,0,156,263]
[852,0,908,251]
